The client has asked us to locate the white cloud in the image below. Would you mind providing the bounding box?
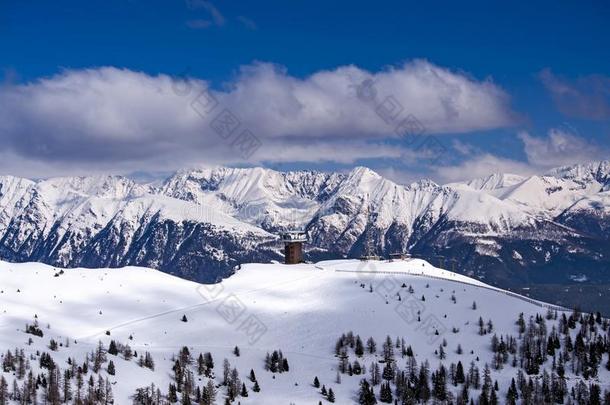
[223,60,516,138]
[0,61,516,177]
[518,127,605,167]
[434,127,607,184]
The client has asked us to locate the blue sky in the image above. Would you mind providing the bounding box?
[1,0,609,183]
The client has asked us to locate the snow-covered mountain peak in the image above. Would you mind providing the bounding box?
[449,172,526,191]
[338,166,400,199]
[0,160,609,287]
[36,174,147,201]
[546,160,610,188]
[407,178,440,191]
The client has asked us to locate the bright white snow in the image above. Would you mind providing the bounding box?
[2,258,604,404]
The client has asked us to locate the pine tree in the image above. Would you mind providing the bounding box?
[455,361,465,384]
[108,340,118,356]
[382,364,394,381]
[355,336,364,357]
[327,388,335,403]
[63,369,72,403]
[233,346,240,357]
[222,359,230,385]
[379,382,393,403]
[313,376,320,388]
[124,345,133,361]
[358,379,377,405]
[0,376,8,405]
[181,390,192,405]
[506,378,518,405]
[181,314,188,322]
[240,382,248,397]
[168,383,178,403]
[197,354,206,376]
[107,360,115,376]
[93,340,107,373]
[370,362,381,385]
[203,380,216,405]
[590,384,601,405]
[46,367,61,405]
[252,380,261,392]
[366,337,377,354]
[418,363,431,402]
[489,387,499,405]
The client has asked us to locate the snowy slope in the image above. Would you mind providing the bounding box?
[1,259,606,404]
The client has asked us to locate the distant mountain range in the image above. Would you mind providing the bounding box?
[0,161,608,309]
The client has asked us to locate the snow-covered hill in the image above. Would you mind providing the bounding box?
[1,259,608,404]
[0,161,609,299]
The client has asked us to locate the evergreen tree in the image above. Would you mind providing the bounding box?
[181,390,192,405]
[197,354,206,376]
[418,364,431,402]
[489,388,498,405]
[366,337,377,354]
[327,388,335,403]
[0,376,8,405]
[108,340,118,356]
[63,369,72,403]
[455,361,465,384]
[382,363,394,381]
[355,336,364,357]
[590,384,601,405]
[379,382,393,403]
[506,378,518,405]
[107,360,115,376]
[358,379,377,405]
[222,359,230,385]
[203,380,216,405]
[168,383,178,403]
[313,376,320,388]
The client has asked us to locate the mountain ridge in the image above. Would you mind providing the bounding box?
[0,161,608,312]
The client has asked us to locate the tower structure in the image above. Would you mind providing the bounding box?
[279,230,307,264]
